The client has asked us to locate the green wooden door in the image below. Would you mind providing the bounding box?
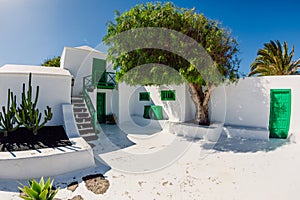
[97,93,106,123]
[269,89,291,139]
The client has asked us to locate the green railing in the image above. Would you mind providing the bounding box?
[93,70,116,89]
[83,75,100,134]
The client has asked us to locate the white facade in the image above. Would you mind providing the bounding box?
[0,65,72,126]
[210,76,300,138]
[60,46,109,96]
[116,83,194,124]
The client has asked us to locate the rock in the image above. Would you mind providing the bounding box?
[67,181,79,192]
[82,174,110,194]
[68,195,84,200]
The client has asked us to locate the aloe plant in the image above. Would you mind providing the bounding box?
[0,89,19,136]
[19,177,59,200]
[14,73,53,135]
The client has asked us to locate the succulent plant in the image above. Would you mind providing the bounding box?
[19,177,59,200]
[0,89,19,136]
[13,73,53,135]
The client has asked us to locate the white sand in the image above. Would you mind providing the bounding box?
[1,131,300,200]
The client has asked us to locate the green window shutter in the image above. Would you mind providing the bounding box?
[92,58,106,85]
[161,90,176,101]
[139,92,150,101]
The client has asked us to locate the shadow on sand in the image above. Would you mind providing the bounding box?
[201,133,294,153]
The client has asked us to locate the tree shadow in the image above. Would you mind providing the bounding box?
[201,133,294,153]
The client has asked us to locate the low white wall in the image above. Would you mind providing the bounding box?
[210,76,300,138]
[0,65,71,126]
[0,104,95,180]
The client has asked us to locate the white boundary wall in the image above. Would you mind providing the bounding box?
[210,76,300,138]
[0,65,71,126]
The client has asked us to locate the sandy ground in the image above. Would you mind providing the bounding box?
[1,126,300,200]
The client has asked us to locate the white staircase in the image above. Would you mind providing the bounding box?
[71,96,98,142]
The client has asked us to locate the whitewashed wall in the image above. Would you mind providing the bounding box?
[60,46,107,96]
[117,83,190,124]
[210,76,300,137]
[0,65,71,126]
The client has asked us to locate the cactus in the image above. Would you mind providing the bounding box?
[14,73,53,135]
[0,89,19,136]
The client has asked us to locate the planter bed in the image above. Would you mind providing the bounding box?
[0,126,72,152]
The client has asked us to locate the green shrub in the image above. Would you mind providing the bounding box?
[19,177,59,200]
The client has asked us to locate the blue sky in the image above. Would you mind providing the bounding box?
[0,0,299,74]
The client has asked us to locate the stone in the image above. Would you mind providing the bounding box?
[82,174,110,194]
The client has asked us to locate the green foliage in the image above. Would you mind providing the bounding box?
[249,40,300,76]
[103,2,240,124]
[19,177,59,200]
[0,89,19,136]
[103,2,240,86]
[13,73,53,135]
[42,56,61,67]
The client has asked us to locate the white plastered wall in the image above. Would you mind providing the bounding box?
[117,83,189,124]
[60,47,107,96]
[210,76,300,137]
[0,65,71,126]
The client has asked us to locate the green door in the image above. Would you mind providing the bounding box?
[269,89,291,139]
[97,93,106,123]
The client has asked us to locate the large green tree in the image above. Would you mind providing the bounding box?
[249,40,300,76]
[103,2,240,125]
[42,56,61,67]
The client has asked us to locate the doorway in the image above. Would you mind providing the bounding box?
[269,89,291,139]
[97,92,106,123]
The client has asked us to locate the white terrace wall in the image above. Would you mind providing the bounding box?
[117,83,193,124]
[60,46,107,96]
[0,65,72,126]
[210,76,300,137]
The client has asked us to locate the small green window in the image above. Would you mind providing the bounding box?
[139,92,150,101]
[161,90,176,101]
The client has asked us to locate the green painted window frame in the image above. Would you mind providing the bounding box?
[161,90,176,101]
[139,92,150,101]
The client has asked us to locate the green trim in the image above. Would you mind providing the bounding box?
[269,89,291,139]
[139,92,150,101]
[161,90,176,101]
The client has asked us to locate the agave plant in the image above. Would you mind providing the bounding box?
[19,177,59,200]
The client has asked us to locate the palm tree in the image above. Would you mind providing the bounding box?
[249,40,300,76]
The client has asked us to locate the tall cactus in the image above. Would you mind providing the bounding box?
[0,89,19,136]
[14,73,53,135]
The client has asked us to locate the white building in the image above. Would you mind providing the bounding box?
[60,45,298,140]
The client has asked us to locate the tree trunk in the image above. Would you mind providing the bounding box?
[188,83,214,125]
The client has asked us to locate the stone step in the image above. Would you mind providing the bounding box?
[81,133,97,138]
[76,118,92,123]
[77,123,94,129]
[73,107,88,113]
[79,128,95,136]
[73,103,86,108]
[71,98,84,104]
[75,113,90,118]
[84,135,99,142]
